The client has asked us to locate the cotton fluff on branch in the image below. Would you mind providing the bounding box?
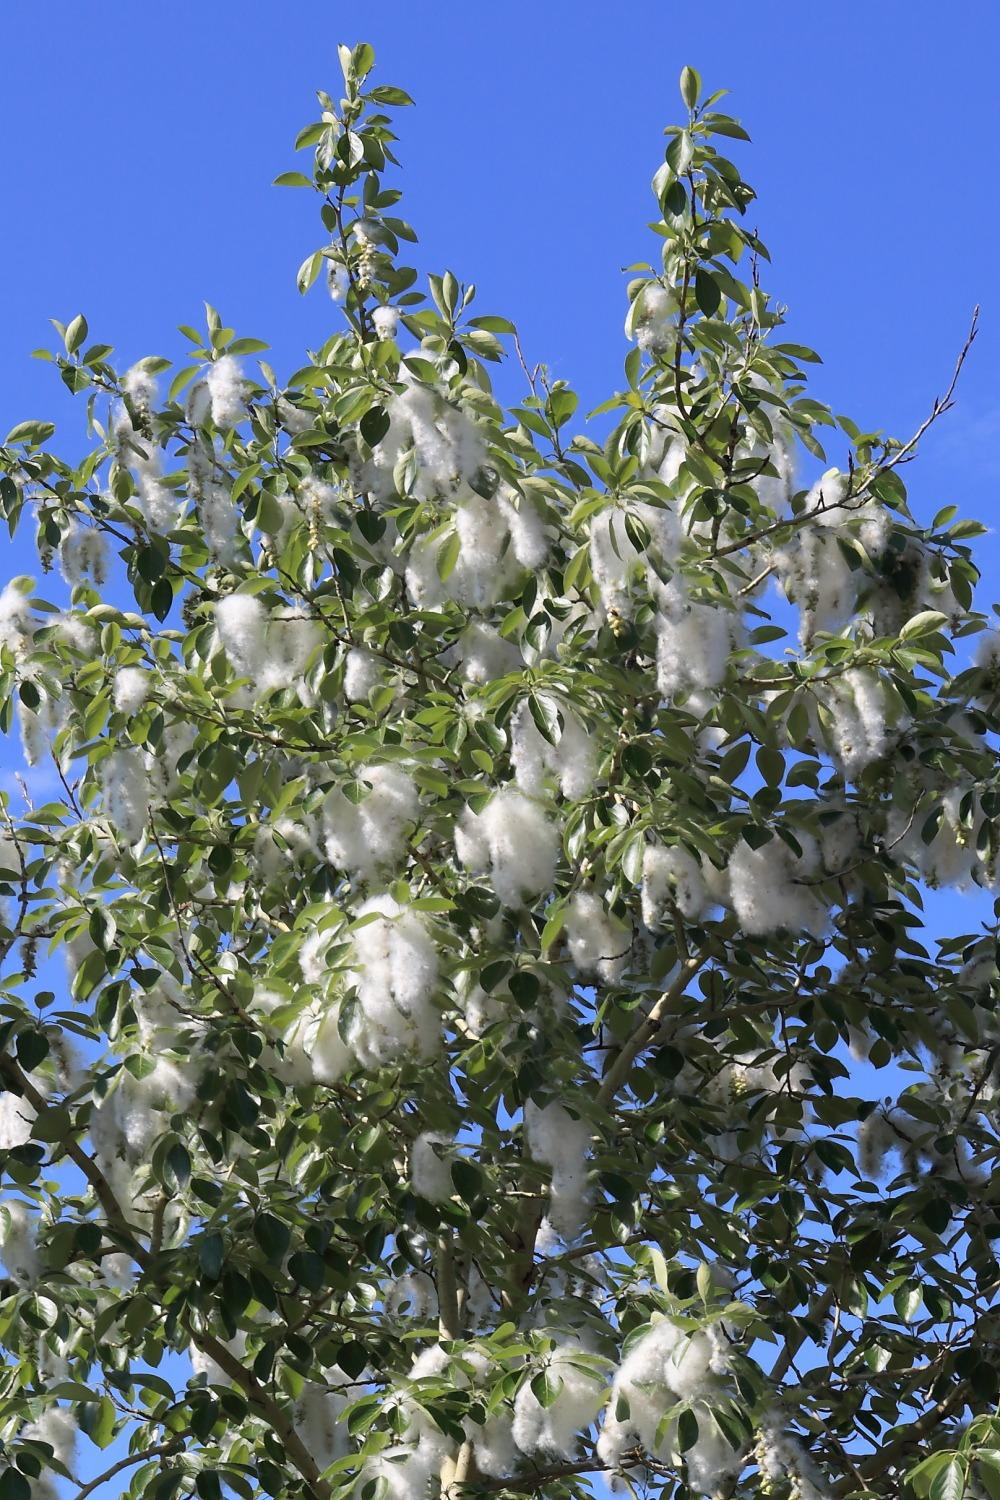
[889,783,997,891]
[344,646,382,702]
[21,1406,78,1500]
[642,844,710,927]
[405,489,548,611]
[0,579,36,661]
[113,667,151,716]
[754,1415,830,1500]
[191,1330,248,1387]
[0,1198,38,1284]
[215,593,267,678]
[293,1378,352,1471]
[626,283,678,356]
[116,369,178,533]
[512,1338,606,1460]
[524,1099,591,1241]
[205,355,245,429]
[455,787,558,907]
[825,669,889,777]
[655,580,739,699]
[726,834,827,937]
[58,520,109,586]
[364,374,486,503]
[597,1318,739,1493]
[509,700,596,800]
[0,1092,36,1150]
[409,1132,454,1203]
[589,504,681,617]
[323,765,419,882]
[344,895,440,1070]
[775,468,889,645]
[100,749,150,846]
[372,305,400,340]
[367,1345,451,1500]
[564,890,631,983]
[454,624,520,685]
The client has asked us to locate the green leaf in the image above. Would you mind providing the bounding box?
[900,610,949,640]
[929,1458,966,1500]
[64,313,89,355]
[694,270,722,318]
[679,66,701,109]
[253,1213,290,1260]
[5,420,55,446]
[0,1471,30,1500]
[273,172,314,189]
[677,1406,700,1453]
[436,532,461,582]
[361,406,391,448]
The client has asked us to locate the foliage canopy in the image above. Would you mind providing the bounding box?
[0,40,999,1500]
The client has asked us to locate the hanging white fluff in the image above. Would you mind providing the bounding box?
[512,1337,606,1460]
[564,889,631,982]
[654,579,740,698]
[509,699,596,800]
[113,666,151,715]
[0,1198,38,1284]
[344,894,440,1069]
[642,843,710,927]
[524,1099,591,1241]
[409,1132,455,1202]
[205,355,246,429]
[455,787,559,907]
[323,764,419,882]
[100,749,150,846]
[726,834,828,937]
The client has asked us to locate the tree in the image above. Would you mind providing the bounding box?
[0,38,997,1500]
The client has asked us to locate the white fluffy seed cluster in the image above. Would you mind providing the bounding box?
[323,765,419,883]
[564,890,631,983]
[90,982,200,1218]
[455,787,558,907]
[589,503,681,619]
[100,748,150,846]
[524,1099,591,1241]
[626,282,678,356]
[512,1338,606,1460]
[409,1132,455,1203]
[59,519,109,586]
[204,355,246,429]
[726,835,827,938]
[289,896,440,1082]
[509,700,595,800]
[362,374,487,505]
[0,1197,39,1283]
[824,669,889,777]
[113,666,151,716]
[405,488,549,611]
[655,580,741,700]
[19,1406,78,1500]
[117,366,178,533]
[642,843,710,926]
[597,1316,739,1493]
[215,594,320,703]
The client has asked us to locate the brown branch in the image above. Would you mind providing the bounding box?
[73,1439,184,1500]
[596,946,709,1106]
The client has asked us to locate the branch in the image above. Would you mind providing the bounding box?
[596,947,709,1106]
[184,1323,333,1500]
[74,1439,184,1500]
